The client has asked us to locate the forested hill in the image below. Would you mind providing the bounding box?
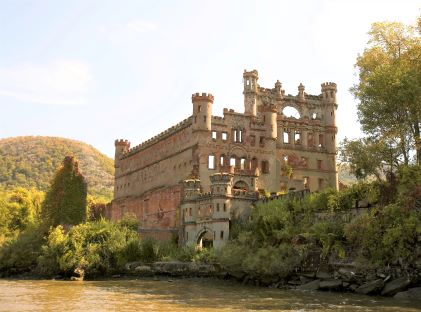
[0,136,114,198]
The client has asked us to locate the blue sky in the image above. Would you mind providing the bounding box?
[0,0,419,158]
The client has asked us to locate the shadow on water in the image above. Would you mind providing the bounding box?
[1,277,421,312]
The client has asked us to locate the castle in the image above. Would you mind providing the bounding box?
[111,70,338,248]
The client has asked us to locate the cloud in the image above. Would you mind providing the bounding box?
[0,60,92,106]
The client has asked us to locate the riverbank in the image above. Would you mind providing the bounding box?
[3,259,421,301]
[3,278,421,312]
[119,260,421,300]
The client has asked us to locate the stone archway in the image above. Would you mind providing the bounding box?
[233,180,249,191]
[196,227,214,249]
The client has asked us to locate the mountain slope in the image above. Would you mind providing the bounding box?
[0,136,114,198]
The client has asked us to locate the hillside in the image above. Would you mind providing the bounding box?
[0,136,114,199]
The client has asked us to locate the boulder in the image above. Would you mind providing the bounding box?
[319,280,342,290]
[394,287,421,300]
[125,261,144,271]
[70,267,84,281]
[356,279,385,295]
[381,276,411,296]
[337,268,356,282]
[316,271,333,280]
[134,265,154,276]
[298,279,320,291]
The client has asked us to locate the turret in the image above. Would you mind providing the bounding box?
[298,83,305,102]
[210,173,233,196]
[321,82,338,153]
[114,139,130,165]
[321,82,337,105]
[192,93,213,132]
[262,104,277,139]
[243,69,259,116]
[182,179,201,200]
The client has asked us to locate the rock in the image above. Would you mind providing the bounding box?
[125,261,143,271]
[70,276,83,281]
[70,267,85,280]
[349,284,359,292]
[337,268,356,282]
[260,275,279,286]
[287,279,302,286]
[316,271,332,280]
[319,280,342,290]
[229,271,246,281]
[300,272,316,279]
[152,261,216,277]
[394,287,421,300]
[342,282,350,288]
[112,274,121,278]
[356,279,385,295]
[381,276,411,296]
[134,265,154,276]
[299,275,312,284]
[298,279,320,291]
[73,267,84,278]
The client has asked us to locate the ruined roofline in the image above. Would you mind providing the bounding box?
[121,116,192,159]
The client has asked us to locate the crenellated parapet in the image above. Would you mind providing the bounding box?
[115,139,130,147]
[182,179,201,200]
[122,117,192,159]
[321,82,337,104]
[209,172,233,184]
[192,92,214,103]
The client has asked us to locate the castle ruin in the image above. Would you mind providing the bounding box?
[112,70,338,248]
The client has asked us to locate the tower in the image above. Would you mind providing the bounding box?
[114,139,130,197]
[262,103,278,140]
[321,82,338,190]
[321,82,338,153]
[210,173,233,196]
[114,139,130,167]
[192,93,213,132]
[243,69,259,116]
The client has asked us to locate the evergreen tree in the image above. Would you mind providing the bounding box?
[42,156,87,226]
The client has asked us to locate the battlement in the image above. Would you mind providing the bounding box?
[115,139,130,147]
[210,172,233,184]
[321,82,337,90]
[243,69,259,78]
[122,117,192,158]
[260,103,277,113]
[183,179,201,189]
[192,92,214,102]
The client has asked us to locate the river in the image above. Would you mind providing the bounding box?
[0,278,420,311]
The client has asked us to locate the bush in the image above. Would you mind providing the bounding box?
[0,225,44,274]
[37,219,142,277]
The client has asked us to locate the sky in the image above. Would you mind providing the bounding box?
[0,0,419,158]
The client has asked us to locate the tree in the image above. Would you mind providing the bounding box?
[339,137,400,180]
[351,19,421,165]
[42,156,88,227]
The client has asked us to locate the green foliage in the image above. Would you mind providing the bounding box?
[345,204,420,268]
[0,225,44,274]
[42,156,88,227]
[0,187,44,236]
[339,137,399,180]
[37,219,143,276]
[0,136,114,199]
[351,19,421,164]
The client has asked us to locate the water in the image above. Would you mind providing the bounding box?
[0,278,420,312]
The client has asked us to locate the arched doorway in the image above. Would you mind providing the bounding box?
[197,229,214,249]
[233,180,249,191]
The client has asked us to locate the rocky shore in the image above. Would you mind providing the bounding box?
[121,260,421,300]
